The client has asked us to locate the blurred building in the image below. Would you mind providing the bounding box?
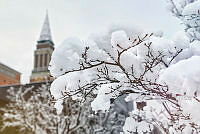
[30,12,54,83]
[0,62,21,86]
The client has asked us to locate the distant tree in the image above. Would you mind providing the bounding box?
[0,85,91,134]
[166,0,200,41]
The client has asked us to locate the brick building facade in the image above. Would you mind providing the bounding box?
[0,62,20,86]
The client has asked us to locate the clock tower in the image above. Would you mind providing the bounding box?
[30,12,54,83]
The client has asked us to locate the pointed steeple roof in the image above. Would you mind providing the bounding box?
[39,11,53,42]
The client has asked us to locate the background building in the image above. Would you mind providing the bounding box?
[30,12,54,83]
[0,62,21,86]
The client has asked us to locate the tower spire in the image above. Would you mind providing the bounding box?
[31,11,54,83]
[39,10,52,42]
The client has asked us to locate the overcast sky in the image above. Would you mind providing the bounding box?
[0,0,184,83]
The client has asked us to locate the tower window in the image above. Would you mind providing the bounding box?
[40,54,43,67]
[35,55,38,68]
[44,54,48,67]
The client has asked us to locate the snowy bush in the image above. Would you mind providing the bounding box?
[166,0,200,41]
[48,22,200,134]
[49,1,200,133]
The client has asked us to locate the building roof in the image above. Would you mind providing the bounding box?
[38,11,53,43]
[0,62,21,75]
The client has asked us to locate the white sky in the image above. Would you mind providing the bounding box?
[0,0,184,84]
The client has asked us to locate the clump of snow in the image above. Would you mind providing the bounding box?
[54,99,63,114]
[123,112,153,134]
[91,83,122,112]
[50,68,98,113]
[159,56,200,96]
[150,36,173,57]
[49,37,84,77]
[91,92,111,112]
[111,30,132,51]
